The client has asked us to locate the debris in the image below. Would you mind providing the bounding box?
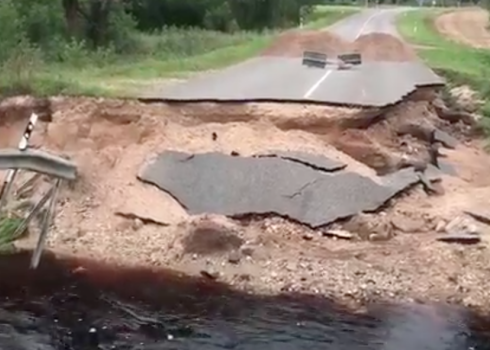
[444,216,478,234]
[228,251,241,264]
[437,234,481,245]
[396,122,434,142]
[240,247,254,257]
[435,220,446,232]
[419,173,442,195]
[302,233,314,241]
[132,218,144,231]
[182,221,244,255]
[115,211,169,227]
[200,269,219,280]
[323,229,353,240]
[433,129,458,149]
[212,132,218,141]
[390,215,426,233]
[464,210,490,226]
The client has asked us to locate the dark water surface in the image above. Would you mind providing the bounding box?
[0,252,489,350]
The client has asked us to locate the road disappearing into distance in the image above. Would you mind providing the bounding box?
[143,8,444,107]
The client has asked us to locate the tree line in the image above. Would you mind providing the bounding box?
[9,0,318,53]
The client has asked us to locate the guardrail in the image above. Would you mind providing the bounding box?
[0,114,78,269]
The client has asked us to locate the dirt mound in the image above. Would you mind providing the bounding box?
[434,8,490,49]
[352,33,418,61]
[262,30,349,57]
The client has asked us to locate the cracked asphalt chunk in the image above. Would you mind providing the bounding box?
[434,129,458,149]
[254,150,346,172]
[139,151,407,227]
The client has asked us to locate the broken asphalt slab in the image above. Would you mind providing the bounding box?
[139,151,437,228]
[437,159,457,176]
[254,150,346,172]
[434,129,458,149]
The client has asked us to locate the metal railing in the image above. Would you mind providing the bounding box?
[0,114,77,268]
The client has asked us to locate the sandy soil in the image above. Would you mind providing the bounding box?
[435,8,490,48]
[0,91,489,311]
[1,32,490,311]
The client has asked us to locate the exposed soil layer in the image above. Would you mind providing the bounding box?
[1,91,490,311]
[435,8,490,49]
[262,31,418,61]
[261,30,350,57]
[352,33,419,61]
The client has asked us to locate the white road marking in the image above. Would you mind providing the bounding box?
[302,9,387,99]
[354,10,386,39]
[303,70,333,99]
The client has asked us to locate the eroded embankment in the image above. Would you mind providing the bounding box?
[0,26,488,309]
[0,87,489,310]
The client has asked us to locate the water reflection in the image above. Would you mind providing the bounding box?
[0,251,488,349]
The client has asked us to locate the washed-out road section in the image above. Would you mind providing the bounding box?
[137,9,453,227]
[141,8,444,107]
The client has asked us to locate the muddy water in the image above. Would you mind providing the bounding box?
[0,252,489,350]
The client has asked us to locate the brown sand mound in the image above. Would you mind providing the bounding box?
[262,30,349,57]
[352,33,418,61]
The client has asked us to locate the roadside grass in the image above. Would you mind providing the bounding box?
[0,214,23,254]
[304,5,360,29]
[0,6,359,97]
[397,9,490,95]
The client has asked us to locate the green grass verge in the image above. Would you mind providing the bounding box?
[397,9,490,94]
[304,5,360,29]
[0,6,359,97]
[0,215,23,253]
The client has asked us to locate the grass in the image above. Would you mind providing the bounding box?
[304,5,360,29]
[397,9,490,94]
[0,6,359,97]
[0,215,23,253]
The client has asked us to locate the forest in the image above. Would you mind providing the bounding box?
[0,0,344,94]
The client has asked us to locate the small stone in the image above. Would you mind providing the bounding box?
[435,220,446,232]
[323,229,353,240]
[444,216,465,233]
[228,251,241,264]
[240,247,254,257]
[437,234,481,245]
[132,218,144,231]
[302,233,314,241]
[464,209,490,226]
[391,215,426,233]
[200,269,219,280]
[237,273,251,282]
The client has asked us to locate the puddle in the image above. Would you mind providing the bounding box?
[0,251,489,349]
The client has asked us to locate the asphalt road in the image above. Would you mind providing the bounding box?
[328,7,407,40]
[142,8,443,107]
